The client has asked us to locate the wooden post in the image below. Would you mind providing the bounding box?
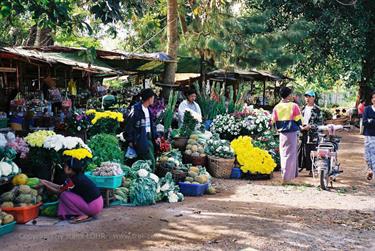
[38,65,41,90]
[16,64,19,89]
[263,81,266,106]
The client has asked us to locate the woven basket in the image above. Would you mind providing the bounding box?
[183,154,207,167]
[172,137,188,151]
[155,164,186,183]
[207,155,235,178]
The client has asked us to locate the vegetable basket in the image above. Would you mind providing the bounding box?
[85,172,124,189]
[207,155,235,178]
[155,165,186,183]
[183,154,207,167]
[172,137,188,151]
[0,221,16,237]
[2,203,42,224]
[178,182,208,196]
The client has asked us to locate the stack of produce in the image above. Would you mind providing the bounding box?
[184,134,206,158]
[92,162,124,176]
[183,166,210,185]
[0,184,42,208]
[113,161,184,205]
[158,172,184,203]
[0,210,14,225]
[88,133,123,171]
[205,138,234,159]
[157,149,187,173]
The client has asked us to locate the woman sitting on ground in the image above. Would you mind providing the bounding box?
[41,157,103,223]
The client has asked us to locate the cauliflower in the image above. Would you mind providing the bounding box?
[167,192,179,203]
[160,183,171,192]
[0,162,13,177]
[149,173,159,183]
[137,169,149,177]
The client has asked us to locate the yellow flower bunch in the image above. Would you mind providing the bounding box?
[63,148,93,160]
[87,110,124,125]
[25,130,56,147]
[231,136,276,174]
[86,109,96,115]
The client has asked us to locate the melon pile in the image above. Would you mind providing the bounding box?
[184,134,206,158]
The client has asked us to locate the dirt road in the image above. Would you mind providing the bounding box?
[2,131,375,251]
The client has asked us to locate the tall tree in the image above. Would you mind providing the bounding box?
[163,0,179,87]
[246,0,375,101]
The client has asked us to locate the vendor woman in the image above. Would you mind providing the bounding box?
[178,88,202,126]
[40,156,103,223]
[125,88,160,170]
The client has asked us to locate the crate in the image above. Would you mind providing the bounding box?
[2,203,42,224]
[230,167,242,179]
[0,118,8,129]
[178,182,208,196]
[0,221,16,237]
[39,201,59,217]
[85,172,124,189]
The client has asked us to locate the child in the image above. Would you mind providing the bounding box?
[41,157,103,223]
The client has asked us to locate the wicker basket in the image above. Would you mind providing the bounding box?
[183,154,207,167]
[155,164,186,183]
[207,155,235,178]
[172,137,188,151]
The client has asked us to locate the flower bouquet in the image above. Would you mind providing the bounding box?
[231,136,276,176]
[252,131,280,167]
[66,110,91,138]
[205,137,234,159]
[86,110,124,137]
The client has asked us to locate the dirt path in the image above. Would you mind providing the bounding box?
[2,131,375,251]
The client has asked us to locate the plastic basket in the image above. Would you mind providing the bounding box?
[0,221,16,237]
[39,201,59,217]
[230,167,242,179]
[85,172,124,189]
[178,182,208,196]
[2,203,42,224]
[0,118,8,129]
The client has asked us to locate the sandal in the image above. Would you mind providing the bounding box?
[367,172,373,181]
[69,216,92,224]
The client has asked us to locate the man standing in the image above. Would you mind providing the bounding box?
[178,89,202,126]
[298,90,323,176]
[125,88,160,170]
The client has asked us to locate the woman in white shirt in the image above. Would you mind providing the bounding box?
[178,89,202,126]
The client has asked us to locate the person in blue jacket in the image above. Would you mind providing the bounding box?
[363,91,375,180]
[125,88,160,170]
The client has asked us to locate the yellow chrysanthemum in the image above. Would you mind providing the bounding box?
[89,111,124,125]
[63,148,93,160]
[231,136,276,174]
[86,109,96,115]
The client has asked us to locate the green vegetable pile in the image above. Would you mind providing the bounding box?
[110,160,184,206]
[87,133,124,171]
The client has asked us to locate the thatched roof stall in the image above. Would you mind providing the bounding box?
[206,69,292,108]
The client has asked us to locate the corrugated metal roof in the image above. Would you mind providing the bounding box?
[0,47,119,74]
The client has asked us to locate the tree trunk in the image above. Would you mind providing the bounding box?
[359,1,375,105]
[163,0,179,97]
[34,27,54,46]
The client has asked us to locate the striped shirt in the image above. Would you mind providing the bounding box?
[272,102,302,133]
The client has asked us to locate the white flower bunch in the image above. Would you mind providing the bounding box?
[43,134,91,152]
